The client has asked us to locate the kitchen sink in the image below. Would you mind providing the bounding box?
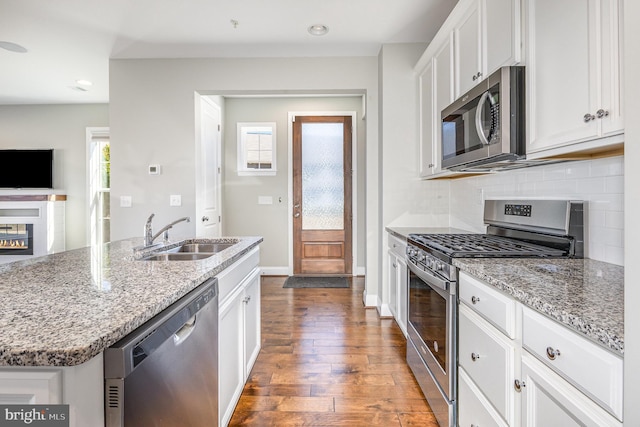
[141,252,215,261]
[175,243,234,253]
[136,239,238,261]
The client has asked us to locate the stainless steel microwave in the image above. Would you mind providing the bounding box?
[441,66,525,171]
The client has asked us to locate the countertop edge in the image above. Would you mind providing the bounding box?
[0,238,263,367]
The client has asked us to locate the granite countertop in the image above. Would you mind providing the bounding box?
[454,258,624,355]
[0,236,262,367]
[386,226,474,240]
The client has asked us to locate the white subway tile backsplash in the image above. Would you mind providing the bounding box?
[605,210,624,229]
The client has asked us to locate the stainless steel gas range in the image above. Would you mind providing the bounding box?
[405,199,585,427]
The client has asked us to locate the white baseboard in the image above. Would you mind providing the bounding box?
[378,302,392,317]
[260,266,366,277]
[259,266,289,276]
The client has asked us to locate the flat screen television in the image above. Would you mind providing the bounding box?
[0,149,54,189]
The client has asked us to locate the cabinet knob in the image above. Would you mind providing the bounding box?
[514,379,526,392]
[471,352,481,362]
[596,109,610,118]
[243,296,251,304]
[471,295,481,304]
[546,346,561,360]
[428,163,434,168]
[201,216,209,222]
[583,113,596,122]
[294,212,300,218]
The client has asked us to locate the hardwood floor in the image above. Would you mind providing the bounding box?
[228,276,438,426]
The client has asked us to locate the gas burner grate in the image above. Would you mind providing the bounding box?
[408,233,566,258]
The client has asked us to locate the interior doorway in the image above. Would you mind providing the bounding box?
[292,115,353,275]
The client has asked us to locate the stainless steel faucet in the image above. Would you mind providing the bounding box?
[143,214,190,247]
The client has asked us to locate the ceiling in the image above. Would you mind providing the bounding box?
[0,0,457,105]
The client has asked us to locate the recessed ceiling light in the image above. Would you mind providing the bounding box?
[0,41,28,53]
[76,79,93,86]
[308,25,329,36]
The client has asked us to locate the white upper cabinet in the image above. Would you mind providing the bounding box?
[418,60,436,177]
[455,2,483,96]
[525,0,623,156]
[455,0,522,98]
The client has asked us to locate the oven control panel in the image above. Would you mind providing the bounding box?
[406,245,455,282]
[504,203,532,217]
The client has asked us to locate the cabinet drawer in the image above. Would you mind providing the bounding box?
[458,368,508,427]
[459,272,517,338]
[216,247,260,305]
[459,304,517,424]
[522,307,623,420]
[388,234,406,258]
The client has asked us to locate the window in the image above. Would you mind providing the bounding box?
[87,128,110,247]
[237,122,276,176]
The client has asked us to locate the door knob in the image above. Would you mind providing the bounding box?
[201,216,209,222]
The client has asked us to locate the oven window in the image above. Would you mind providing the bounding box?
[408,271,448,372]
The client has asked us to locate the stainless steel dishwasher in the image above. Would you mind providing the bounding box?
[104,277,218,426]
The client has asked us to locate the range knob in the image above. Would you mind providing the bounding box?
[418,252,426,262]
[434,262,443,271]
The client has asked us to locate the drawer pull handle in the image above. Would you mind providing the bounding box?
[514,379,526,392]
[471,296,480,304]
[546,346,561,360]
[471,352,480,362]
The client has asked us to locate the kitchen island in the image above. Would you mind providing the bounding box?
[0,236,262,426]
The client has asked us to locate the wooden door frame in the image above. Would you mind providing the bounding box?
[287,111,358,276]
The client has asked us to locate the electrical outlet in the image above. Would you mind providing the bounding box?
[120,196,132,208]
[170,195,182,206]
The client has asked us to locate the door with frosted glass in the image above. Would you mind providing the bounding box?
[293,116,352,275]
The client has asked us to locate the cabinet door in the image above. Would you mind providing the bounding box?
[598,0,623,137]
[387,250,398,317]
[219,287,245,427]
[526,0,599,152]
[485,0,521,74]
[459,304,517,424]
[243,268,261,376]
[396,257,408,337]
[433,36,453,175]
[459,368,509,427]
[455,0,482,96]
[419,61,436,177]
[520,353,622,427]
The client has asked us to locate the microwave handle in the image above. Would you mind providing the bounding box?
[475,91,492,145]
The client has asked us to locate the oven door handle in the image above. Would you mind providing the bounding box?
[406,258,451,294]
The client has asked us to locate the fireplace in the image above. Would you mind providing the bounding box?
[0,223,34,255]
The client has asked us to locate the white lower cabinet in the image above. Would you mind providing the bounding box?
[520,353,622,427]
[459,304,518,425]
[217,247,261,426]
[458,271,623,427]
[387,234,407,336]
[459,368,509,427]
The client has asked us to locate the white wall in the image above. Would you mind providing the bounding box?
[0,104,109,250]
[624,0,639,424]
[109,56,381,302]
[449,156,624,265]
[222,96,365,271]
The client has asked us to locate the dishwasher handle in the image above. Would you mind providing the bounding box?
[104,277,218,378]
[173,315,197,346]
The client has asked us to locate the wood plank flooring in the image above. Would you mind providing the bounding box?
[228,276,438,426]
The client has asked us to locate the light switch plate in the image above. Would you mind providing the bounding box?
[120,196,132,208]
[170,195,182,206]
